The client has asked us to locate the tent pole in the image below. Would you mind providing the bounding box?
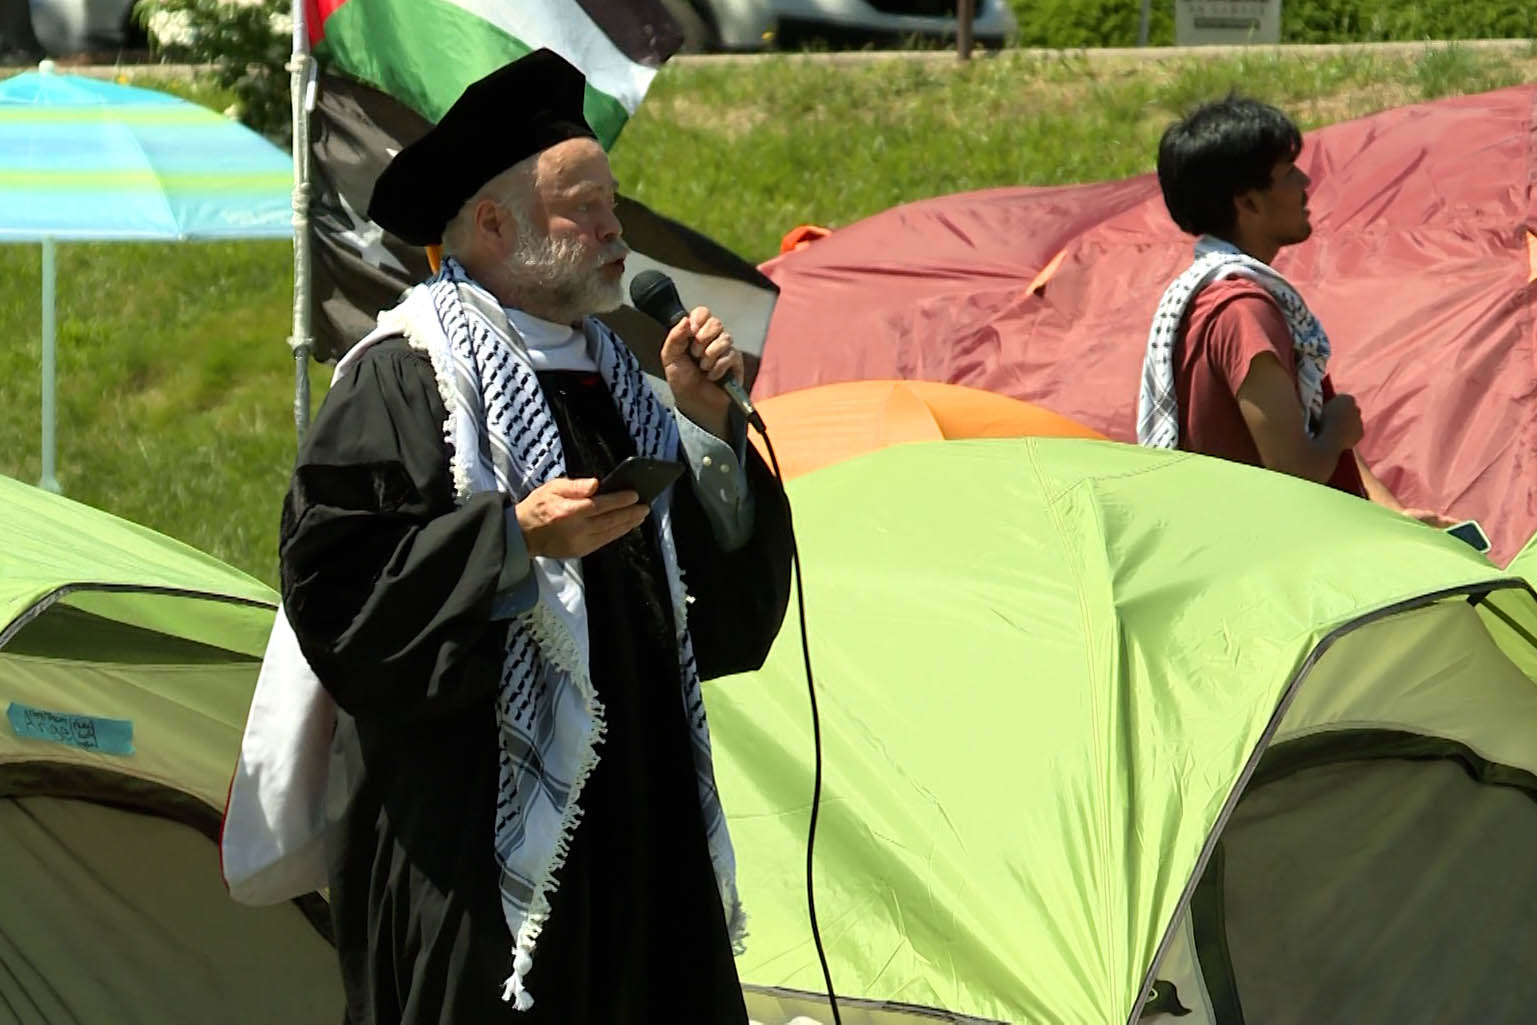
[39,237,60,493]
[288,0,317,445]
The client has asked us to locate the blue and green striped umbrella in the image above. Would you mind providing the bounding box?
[0,66,292,240]
[0,63,293,491]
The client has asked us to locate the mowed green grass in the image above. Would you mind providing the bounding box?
[0,239,329,582]
[1,44,1529,585]
[611,43,1535,257]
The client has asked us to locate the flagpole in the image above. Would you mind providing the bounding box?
[288,0,317,444]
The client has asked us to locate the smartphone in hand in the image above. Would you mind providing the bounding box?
[596,456,685,505]
[1444,519,1491,554]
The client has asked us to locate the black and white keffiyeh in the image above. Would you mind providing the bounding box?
[334,258,743,1011]
[1137,236,1331,449]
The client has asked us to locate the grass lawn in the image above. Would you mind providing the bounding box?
[1,44,1530,585]
[613,42,1536,257]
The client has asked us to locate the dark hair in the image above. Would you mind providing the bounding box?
[1156,94,1302,239]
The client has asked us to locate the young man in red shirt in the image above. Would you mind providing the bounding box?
[1137,95,1450,525]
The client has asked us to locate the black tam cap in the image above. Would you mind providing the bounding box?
[367,49,597,247]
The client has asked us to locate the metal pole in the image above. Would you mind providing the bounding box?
[36,60,60,493]
[288,0,316,445]
[1138,0,1152,46]
[38,236,59,493]
[957,0,974,59]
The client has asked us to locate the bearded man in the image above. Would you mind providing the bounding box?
[278,50,792,1025]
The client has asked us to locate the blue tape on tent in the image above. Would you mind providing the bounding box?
[6,701,134,755]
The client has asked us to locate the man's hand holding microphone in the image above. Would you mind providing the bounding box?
[512,272,749,560]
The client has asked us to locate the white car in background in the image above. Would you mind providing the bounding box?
[22,0,143,56]
[663,0,1017,51]
[9,0,1017,61]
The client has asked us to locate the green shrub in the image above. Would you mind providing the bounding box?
[1007,0,1535,47]
[134,0,291,143]
[1013,0,1175,47]
[1283,0,1534,42]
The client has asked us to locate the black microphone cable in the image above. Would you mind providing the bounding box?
[628,270,841,1023]
[751,422,843,1025]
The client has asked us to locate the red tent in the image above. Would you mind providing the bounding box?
[754,86,1537,562]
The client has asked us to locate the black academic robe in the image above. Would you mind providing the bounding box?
[279,337,792,1025]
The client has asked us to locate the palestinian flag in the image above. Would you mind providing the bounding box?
[305,0,679,146]
[303,0,779,377]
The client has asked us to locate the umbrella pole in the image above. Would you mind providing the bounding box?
[39,237,60,493]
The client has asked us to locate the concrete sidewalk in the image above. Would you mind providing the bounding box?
[673,37,1534,65]
[3,37,1532,77]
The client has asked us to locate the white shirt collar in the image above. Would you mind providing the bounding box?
[503,307,596,372]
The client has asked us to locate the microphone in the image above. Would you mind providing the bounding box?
[629,270,764,432]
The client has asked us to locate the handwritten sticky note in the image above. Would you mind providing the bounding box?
[6,702,134,756]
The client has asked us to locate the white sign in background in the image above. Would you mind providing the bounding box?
[1174,0,1282,45]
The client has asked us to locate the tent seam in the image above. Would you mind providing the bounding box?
[0,583,277,653]
[1026,438,1127,1012]
[1523,84,1537,564]
[1040,451,1198,504]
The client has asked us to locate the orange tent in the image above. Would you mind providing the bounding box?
[749,379,1103,480]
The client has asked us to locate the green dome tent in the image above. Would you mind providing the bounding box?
[708,438,1537,1025]
[0,476,342,1023]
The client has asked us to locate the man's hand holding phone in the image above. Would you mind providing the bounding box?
[515,477,649,560]
[596,457,684,505]
[513,459,684,561]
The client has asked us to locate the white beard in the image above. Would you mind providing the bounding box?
[506,231,627,324]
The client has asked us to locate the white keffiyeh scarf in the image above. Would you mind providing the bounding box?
[1137,235,1331,448]
[334,258,743,1011]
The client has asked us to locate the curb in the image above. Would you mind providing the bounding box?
[1,38,1533,75]
[668,37,1535,65]
[0,61,209,78]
